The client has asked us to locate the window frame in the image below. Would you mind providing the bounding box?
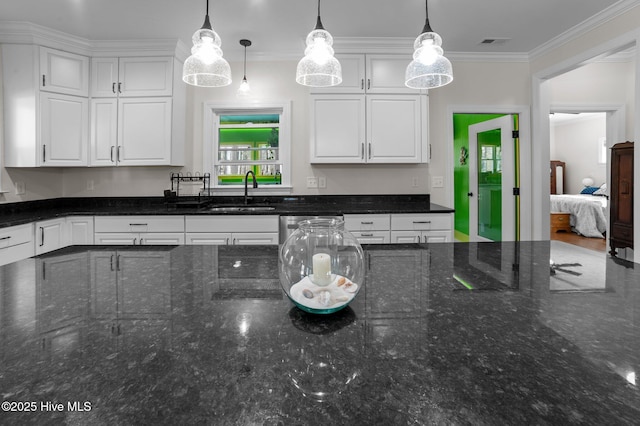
[203,101,292,194]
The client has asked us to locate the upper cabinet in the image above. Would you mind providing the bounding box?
[310,54,418,95]
[91,57,173,98]
[1,30,185,168]
[2,45,89,167]
[40,47,90,97]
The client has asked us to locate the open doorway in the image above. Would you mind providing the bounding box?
[452,113,520,242]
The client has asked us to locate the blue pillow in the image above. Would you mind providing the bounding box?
[580,186,599,195]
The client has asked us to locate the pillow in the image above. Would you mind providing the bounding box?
[580,186,599,195]
[593,183,608,196]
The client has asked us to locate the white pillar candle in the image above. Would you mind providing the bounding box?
[312,253,332,286]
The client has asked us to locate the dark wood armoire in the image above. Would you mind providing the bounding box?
[609,141,634,257]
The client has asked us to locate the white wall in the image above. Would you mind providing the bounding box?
[551,114,606,194]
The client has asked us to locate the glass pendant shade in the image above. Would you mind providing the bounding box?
[405,31,453,89]
[183,13,231,87]
[237,76,251,98]
[296,2,342,87]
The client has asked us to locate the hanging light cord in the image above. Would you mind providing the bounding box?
[422,0,433,33]
[315,0,325,30]
[202,0,212,30]
[243,44,247,79]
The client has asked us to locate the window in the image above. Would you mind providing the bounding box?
[203,102,291,193]
[480,145,501,173]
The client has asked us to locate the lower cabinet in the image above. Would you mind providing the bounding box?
[185,215,279,245]
[94,215,185,245]
[67,216,94,245]
[0,223,35,266]
[390,213,453,243]
[344,214,391,244]
[35,218,66,255]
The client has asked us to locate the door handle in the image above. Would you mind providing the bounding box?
[39,227,44,247]
[110,146,115,162]
[467,192,474,197]
[112,82,116,94]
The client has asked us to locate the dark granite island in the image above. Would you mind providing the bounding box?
[1,242,639,425]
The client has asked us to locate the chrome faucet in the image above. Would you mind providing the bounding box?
[244,170,257,204]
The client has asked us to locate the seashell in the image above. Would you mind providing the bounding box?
[336,296,349,302]
[337,277,346,287]
[343,282,358,293]
[318,290,332,306]
[302,289,314,299]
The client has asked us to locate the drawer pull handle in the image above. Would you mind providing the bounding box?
[0,236,11,241]
[361,233,374,237]
[361,221,374,225]
[413,221,431,224]
[129,223,148,226]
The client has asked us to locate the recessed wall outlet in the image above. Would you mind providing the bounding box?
[412,177,419,187]
[15,181,26,195]
[87,180,95,191]
[306,177,318,188]
[318,176,326,188]
[432,176,444,188]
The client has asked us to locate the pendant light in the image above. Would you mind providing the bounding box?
[237,39,252,98]
[182,0,231,87]
[296,0,342,87]
[405,0,453,89]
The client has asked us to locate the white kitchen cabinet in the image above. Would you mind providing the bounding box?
[39,47,89,97]
[390,213,453,243]
[2,44,89,167]
[90,57,173,98]
[35,218,67,255]
[67,216,95,245]
[311,54,416,94]
[90,56,182,167]
[344,214,391,244]
[40,92,89,166]
[310,94,427,163]
[0,223,35,266]
[185,215,279,245]
[94,216,185,245]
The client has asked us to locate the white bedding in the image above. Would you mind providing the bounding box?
[550,194,608,238]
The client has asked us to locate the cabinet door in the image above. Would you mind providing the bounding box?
[90,251,119,319]
[117,252,171,318]
[231,232,279,245]
[90,98,118,166]
[310,95,366,163]
[139,233,185,245]
[367,95,423,163]
[185,233,232,245]
[366,55,416,94]
[35,218,67,255]
[40,92,89,166]
[310,54,366,94]
[118,97,172,165]
[39,47,89,97]
[390,231,421,244]
[67,216,94,245]
[94,233,139,245]
[90,57,119,97]
[118,57,173,97]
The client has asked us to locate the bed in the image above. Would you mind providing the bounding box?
[550,193,608,238]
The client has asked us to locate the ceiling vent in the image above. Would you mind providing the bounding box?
[479,38,510,45]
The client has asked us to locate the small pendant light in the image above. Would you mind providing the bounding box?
[237,39,252,98]
[296,0,342,87]
[182,0,231,87]
[405,0,453,89]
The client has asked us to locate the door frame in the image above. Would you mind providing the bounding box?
[447,105,532,241]
[468,115,516,242]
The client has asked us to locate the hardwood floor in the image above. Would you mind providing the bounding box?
[550,230,606,252]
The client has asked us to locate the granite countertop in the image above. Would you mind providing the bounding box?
[0,195,454,228]
[1,242,638,424]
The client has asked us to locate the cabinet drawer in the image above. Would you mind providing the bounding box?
[94,216,185,233]
[350,231,390,244]
[185,215,278,233]
[611,224,633,241]
[0,223,34,249]
[344,214,390,231]
[391,214,452,231]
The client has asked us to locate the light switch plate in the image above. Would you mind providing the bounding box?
[15,181,26,195]
[432,176,444,188]
[318,176,326,188]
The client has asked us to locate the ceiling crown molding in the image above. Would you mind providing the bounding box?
[529,0,640,61]
[0,21,187,60]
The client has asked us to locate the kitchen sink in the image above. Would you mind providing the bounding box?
[207,205,276,212]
